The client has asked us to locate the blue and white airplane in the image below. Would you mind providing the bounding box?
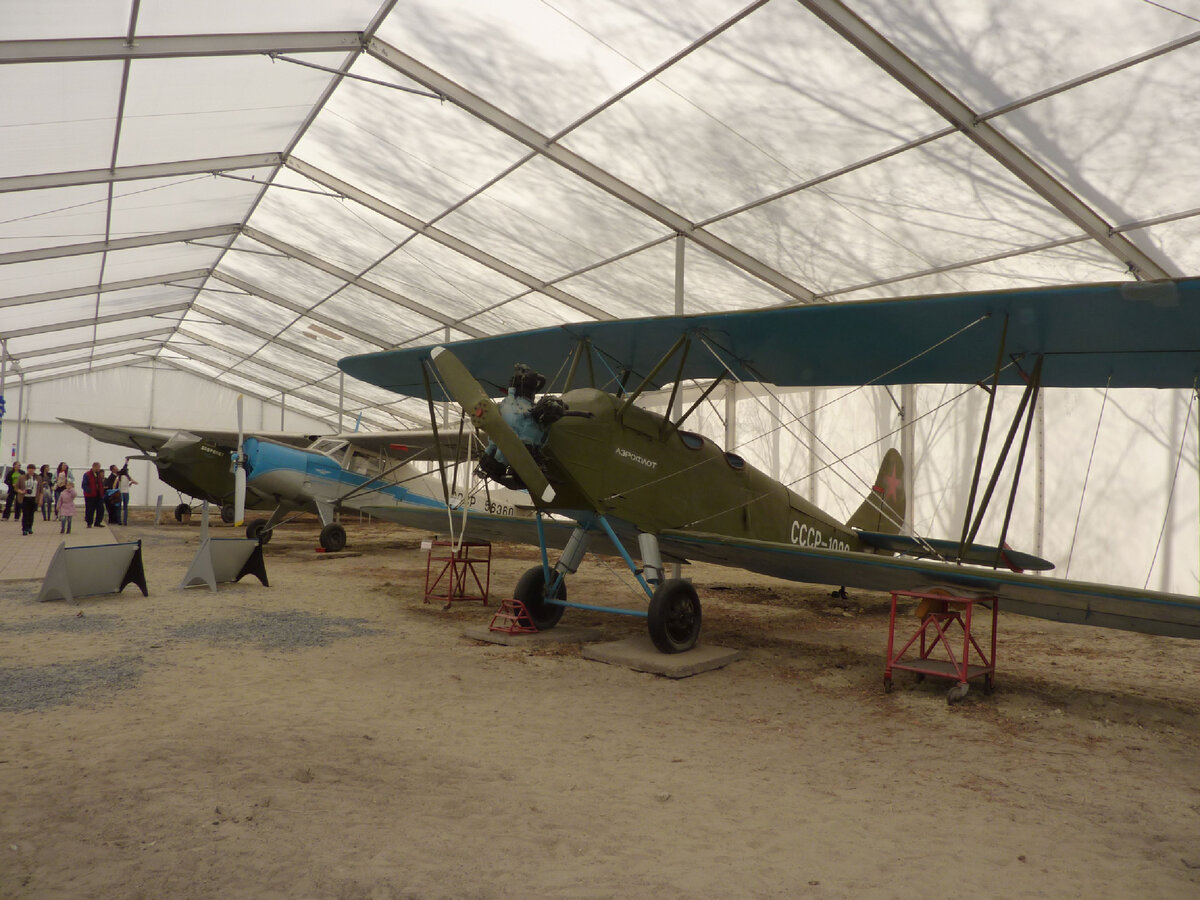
[241,432,530,551]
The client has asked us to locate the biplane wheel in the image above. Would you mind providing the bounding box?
[174,503,192,523]
[319,523,347,552]
[647,579,702,654]
[246,518,271,544]
[220,503,235,524]
[513,566,566,630]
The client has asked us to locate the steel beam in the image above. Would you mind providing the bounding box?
[365,37,816,303]
[240,226,486,337]
[796,0,1171,281]
[0,153,283,194]
[0,268,208,309]
[209,270,388,349]
[3,301,189,341]
[0,32,362,64]
[287,157,613,321]
[0,224,240,267]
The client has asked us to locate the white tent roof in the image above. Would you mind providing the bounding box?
[3,0,1200,428]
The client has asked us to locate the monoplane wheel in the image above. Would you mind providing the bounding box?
[513,565,565,631]
[220,503,235,524]
[174,503,191,523]
[319,523,347,552]
[246,518,271,544]
[647,579,702,654]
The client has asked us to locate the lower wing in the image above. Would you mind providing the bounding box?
[659,529,1200,640]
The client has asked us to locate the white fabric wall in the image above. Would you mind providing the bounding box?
[0,362,334,510]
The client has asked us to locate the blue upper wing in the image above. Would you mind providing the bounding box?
[339,277,1200,398]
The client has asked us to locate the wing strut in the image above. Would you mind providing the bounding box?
[958,315,1009,560]
[617,333,689,423]
[421,358,457,541]
[960,354,1044,561]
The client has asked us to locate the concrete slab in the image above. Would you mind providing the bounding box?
[582,635,742,678]
[463,624,603,647]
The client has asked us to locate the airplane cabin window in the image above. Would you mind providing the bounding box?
[679,431,704,450]
[724,452,746,470]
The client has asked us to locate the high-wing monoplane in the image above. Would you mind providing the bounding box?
[339,277,1200,654]
[62,418,528,550]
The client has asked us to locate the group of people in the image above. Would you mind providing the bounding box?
[2,461,137,535]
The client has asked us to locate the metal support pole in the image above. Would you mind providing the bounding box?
[338,371,345,433]
[1034,400,1045,558]
[901,384,915,535]
[280,391,286,430]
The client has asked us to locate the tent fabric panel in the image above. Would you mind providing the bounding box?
[707,133,1081,296]
[0,61,122,178]
[436,155,668,283]
[249,170,417,274]
[191,287,299,334]
[116,54,341,168]
[134,0,383,34]
[97,242,226,286]
[172,318,268,357]
[107,171,275,239]
[295,55,535,222]
[858,0,1198,115]
[365,235,534,323]
[314,284,444,347]
[561,1,949,222]
[0,255,103,300]
[0,185,112,253]
[219,234,349,310]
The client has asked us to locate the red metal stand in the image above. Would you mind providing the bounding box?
[884,590,998,700]
[489,599,539,634]
[424,540,491,606]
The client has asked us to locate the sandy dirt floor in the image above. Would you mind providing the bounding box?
[2,514,1199,899]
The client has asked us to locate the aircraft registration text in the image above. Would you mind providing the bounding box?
[790,520,852,552]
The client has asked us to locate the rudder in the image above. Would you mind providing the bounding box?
[846,448,905,535]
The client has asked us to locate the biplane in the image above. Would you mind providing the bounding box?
[338,277,1200,653]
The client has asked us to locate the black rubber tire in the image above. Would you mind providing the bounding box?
[220,503,235,524]
[513,565,566,631]
[319,523,347,552]
[174,503,191,523]
[246,518,271,544]
[647,579,702,654]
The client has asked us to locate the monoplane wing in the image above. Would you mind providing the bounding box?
[340,277,1200,396]
[657,530,1200,640]
[334,428,484,459]
[61,418,322,453]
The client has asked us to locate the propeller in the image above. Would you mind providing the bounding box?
[429,346,556,504]
[233,394,246,527]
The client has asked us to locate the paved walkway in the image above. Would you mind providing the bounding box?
[0,517,118,581]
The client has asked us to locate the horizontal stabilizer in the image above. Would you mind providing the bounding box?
[856,532,1054,572]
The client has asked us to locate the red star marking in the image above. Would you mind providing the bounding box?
[881,466,902,503]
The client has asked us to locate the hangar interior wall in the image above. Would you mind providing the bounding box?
[0,362,333,511]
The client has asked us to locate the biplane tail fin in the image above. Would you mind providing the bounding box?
[846,448,905,535]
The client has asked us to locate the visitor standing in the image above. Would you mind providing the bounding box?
[57,479,77,534]
[18,463,40,535]
[38,464,53,521]
[2,462,19,521]
[53,462,70,519]
[82,461,105,527]
[117,460,137,526]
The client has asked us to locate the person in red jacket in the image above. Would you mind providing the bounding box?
[81,461,106,528]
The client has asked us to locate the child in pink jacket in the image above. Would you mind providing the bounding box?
[57,480,77,534]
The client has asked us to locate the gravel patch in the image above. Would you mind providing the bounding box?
[0,613,124,635]
[170,610,382,651]
[0,655,144,712]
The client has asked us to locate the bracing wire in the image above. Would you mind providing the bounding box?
[1065,378,1111,578]
[1145,380,1198,589]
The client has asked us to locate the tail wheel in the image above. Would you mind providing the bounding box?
[513,565,566,631]
[220,503,235,524]
[319,523,347,552]
[174,503,192,523]
[246,518,271,544]
[647,579,701,654]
